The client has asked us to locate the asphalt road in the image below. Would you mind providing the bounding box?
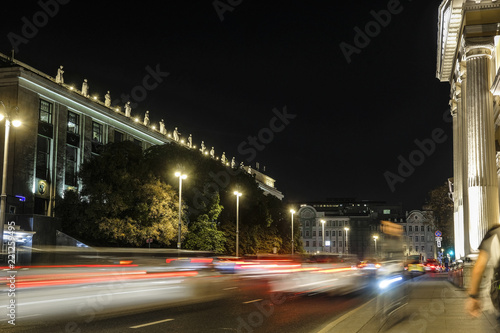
[1,277,377,333]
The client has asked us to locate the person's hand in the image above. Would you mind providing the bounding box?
[466,297,481,317]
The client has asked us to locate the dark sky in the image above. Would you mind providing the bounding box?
[2,0,452,211]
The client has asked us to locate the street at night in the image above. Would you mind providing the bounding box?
[1,0,500,331]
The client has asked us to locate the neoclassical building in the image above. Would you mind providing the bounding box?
[437,0,500,259]
[0,52,283,255]
[399,210,437,261]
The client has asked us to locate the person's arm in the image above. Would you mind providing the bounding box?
[466,250,489,317]
[468,250,489,296]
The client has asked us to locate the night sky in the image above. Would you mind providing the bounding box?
[2,0,452,211]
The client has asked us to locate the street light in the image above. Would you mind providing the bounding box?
[234,191,242,257]
[0,103,21,256]
[344,227,349,254]
[321,220,325,253]
[290,209,295,255]
[175,171,187,249]
[373,235,378,256]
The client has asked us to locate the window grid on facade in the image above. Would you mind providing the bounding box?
[36,135,50,180]
[67,111,79,134]
[65,145,78,186]
[114,130,124,142]
[39,100,52,123]
[92,122,103,143]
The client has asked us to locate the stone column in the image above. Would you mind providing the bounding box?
[460,61,471,257]
[451,91,465,259]
[465,38,500,252]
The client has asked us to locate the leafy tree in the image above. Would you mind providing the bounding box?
[184,192,226,253]
[57,141,185,247]
[424,182,454,251]
[57,140,297,254]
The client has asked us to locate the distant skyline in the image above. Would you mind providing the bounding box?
[1,1,452,211]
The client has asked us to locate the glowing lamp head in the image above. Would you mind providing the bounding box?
[175,172,187,179]
[12,120,21,127]
[234,191,242,197]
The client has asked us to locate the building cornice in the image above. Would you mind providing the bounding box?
[437,0,466,82]
[437,1,500,82]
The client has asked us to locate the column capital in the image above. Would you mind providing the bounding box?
[464,37,495,58]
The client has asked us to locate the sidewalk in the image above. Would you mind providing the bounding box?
[319,273,500,333]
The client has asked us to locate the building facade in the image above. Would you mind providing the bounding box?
[296,199,405,258]
[398,210,437,261]
[0,53,282,254]
[437,0,500,259]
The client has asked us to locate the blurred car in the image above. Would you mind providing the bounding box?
[268,254,369,296]
[407,263,425,275]
[404,255,425,275]
[358,258,381,277]
[424,259,440,273]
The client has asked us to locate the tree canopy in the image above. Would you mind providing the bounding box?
[424,182,454,251]
[56,141,301,254]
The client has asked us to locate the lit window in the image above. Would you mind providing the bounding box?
[39,100,53,123]
[67,111,79,134]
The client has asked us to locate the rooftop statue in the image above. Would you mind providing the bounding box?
[105,91,111,107]
[187,134,193,148]
[231,157,236,168]
[159,119,166,135]
[173,127,179,141]
[200,141,206,153]
[144,111,150,126]
[55,65,64,84]
[210,147,215,158]
[125,102,131,117]
[82,79,89,97]
[221,152,227,164]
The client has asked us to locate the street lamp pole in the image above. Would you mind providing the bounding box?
[0,104,21,256]
[344,227,349,254]
[234,191,242,257]
[175,172,187,249]
[373,235,378,256]
[321,220,325,253]
[290,209,295,255]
